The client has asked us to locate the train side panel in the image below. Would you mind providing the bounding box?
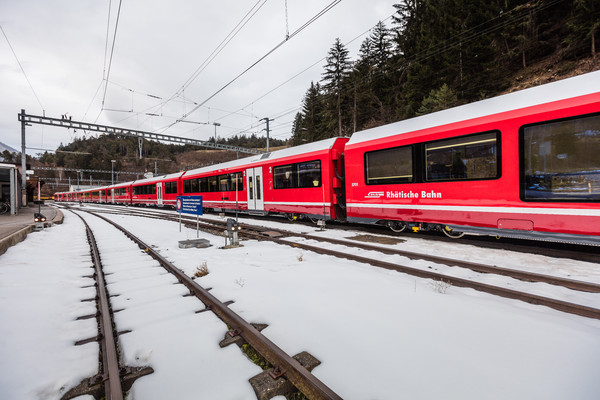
[344,83,600,243]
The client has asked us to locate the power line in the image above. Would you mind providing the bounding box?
[160,0,342,133]
[0,24,45,113]
[214,10,399,137]
[111,0,270,131]
[97,0,124,122]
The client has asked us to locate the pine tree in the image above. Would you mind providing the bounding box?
[568,0,599,56]
[417,84,460,115]
[321,38,352,137]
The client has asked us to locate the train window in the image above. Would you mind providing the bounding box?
[197,177,208,192]
[190,179,198,193]
[425,131,499,182]
[365,146,413,185]
[219,175,230,191]
[274,165,296,189]
[165,181,177,194]
[234,172,244,191]
[256,175,262,199]
[274,160,321,189]
[521,113,600,202]
[298,161,322,188]
[208,176,218,192]
[134,184,155,195]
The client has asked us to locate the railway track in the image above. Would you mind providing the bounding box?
[60,206,343,400]
[65,204,600,321]
[62,210,153,400]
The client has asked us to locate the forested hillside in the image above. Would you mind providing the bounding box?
[290,0,599,144]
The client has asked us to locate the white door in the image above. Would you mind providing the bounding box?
[246,167,264,211]
[111,188,114,204]
[156,182,163,206]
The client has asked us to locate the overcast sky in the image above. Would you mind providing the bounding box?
[0,0,400,155]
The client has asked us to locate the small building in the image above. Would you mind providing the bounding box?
[0,163,22,215]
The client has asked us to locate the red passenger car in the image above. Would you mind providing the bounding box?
[131,172,184,207]
[181,137,348,220]
[344,71,600,245]
[110,181,133,205]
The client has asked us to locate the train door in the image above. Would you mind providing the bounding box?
[156,182,163,206]
[111,188,114,204]
[246,167,264,211]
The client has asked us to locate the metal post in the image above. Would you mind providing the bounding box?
[261,117,271,152]
[9,166,16,215]
[20,109,27,207]
[213,122,220,143]
[111,160,116,185]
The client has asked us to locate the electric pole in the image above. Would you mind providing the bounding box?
[261,117,273,152]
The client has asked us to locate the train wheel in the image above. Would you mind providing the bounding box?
[442,225,465,238]
[387,221,407,233]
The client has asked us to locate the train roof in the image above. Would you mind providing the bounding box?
[131,171,185,185]
[183,137,347,177]
[347,70,600,146]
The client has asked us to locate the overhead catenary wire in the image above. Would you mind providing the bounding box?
[1,24,45,113]
[105,0,269,131]
[96,0,123,123]
[158,0,342,134]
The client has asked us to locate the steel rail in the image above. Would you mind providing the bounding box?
[243,231,600,320]
[71,210,124,400]
[293,234,600,293]
[68,206,600,319]
[84,206,600,293]
[85,210,342,400]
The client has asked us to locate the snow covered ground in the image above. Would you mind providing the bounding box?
[1,205,600,399]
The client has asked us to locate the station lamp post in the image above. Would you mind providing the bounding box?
[111,160,116,185]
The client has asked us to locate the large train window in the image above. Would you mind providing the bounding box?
[274,160,322,189]
[425,131,499,182]
[184,173,244,193]
[274,165,295,189]
[165,181,177,194]
[521,113,600,202]
[365,146,413,185]
[133,184,156,195]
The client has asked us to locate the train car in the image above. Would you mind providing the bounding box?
[131,172,184,207]
[110,181,133,205]
[181,137,348,220]
[98,186,110,203]
[344,70,600,245]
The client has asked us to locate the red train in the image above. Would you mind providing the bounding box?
[55,71,600,245]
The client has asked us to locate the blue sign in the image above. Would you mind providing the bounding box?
[176,196,203,215]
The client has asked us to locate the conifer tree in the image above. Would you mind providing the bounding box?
[321,38,352,137]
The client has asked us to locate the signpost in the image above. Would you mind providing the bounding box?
[176,196,203,236]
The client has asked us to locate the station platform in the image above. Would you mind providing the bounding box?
[0,204,64,256]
